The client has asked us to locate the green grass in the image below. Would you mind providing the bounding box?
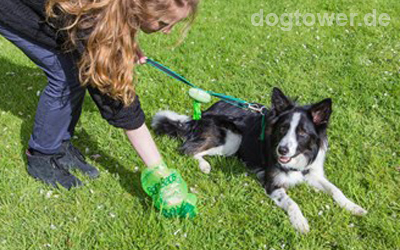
[1,0,400,249]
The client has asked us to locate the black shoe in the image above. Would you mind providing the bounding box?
[59,141,100,178]
[26,150,83,189]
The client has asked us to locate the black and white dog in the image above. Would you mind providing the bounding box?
[152,87,367,233]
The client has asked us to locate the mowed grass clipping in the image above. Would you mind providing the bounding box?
[0,0,399,249]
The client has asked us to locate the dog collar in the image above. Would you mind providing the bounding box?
[275,164,310,175]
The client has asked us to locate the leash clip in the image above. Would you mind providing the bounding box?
[248,104,267,115]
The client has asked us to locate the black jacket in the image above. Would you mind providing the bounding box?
[0,0,145,130]
[0,0,59,48]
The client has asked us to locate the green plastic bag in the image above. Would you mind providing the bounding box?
[141,162,198,218]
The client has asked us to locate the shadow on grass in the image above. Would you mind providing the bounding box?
[0,56,148,206]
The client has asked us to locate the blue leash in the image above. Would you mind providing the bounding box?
[146,58,196,88]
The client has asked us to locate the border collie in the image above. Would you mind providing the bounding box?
[152,87,367,233]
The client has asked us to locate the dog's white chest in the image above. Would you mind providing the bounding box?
[274,171,304,188]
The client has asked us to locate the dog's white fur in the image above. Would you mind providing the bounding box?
[279,113,301,157]
[194,130,242,174]
[152,110,190,128]
[269,188,310,233]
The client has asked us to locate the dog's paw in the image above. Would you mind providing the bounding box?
[289,212,310,234]
[347,203,368,216]
[199,161,211,174]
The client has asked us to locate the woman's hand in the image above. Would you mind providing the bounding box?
[136,46,147,64]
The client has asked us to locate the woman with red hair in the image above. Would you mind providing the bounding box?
[0,0,199,218]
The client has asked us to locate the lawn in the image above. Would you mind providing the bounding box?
[0,0,399,249]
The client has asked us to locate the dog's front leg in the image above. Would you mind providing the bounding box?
[193,153,212,174]
[306,175,367,216]
[269,188,310,234]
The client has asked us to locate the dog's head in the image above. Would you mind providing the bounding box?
[269,88,332,171]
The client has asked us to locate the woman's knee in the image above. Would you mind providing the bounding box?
[42,81,85,110]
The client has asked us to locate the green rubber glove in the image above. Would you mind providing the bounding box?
[141,162,198,219]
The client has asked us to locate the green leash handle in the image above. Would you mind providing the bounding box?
[192,100,202,120]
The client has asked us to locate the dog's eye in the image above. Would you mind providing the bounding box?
[158,21,169,28]
[280,126,287,134]
[298,129,307,137]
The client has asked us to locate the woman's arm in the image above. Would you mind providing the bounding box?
[125,123,162,168]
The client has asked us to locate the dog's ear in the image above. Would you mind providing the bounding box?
[310,98,332,126]
[271,87,293,113]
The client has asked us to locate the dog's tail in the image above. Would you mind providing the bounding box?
[152,111,191,138]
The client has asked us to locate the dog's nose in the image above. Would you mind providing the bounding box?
[278,146,289,155]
